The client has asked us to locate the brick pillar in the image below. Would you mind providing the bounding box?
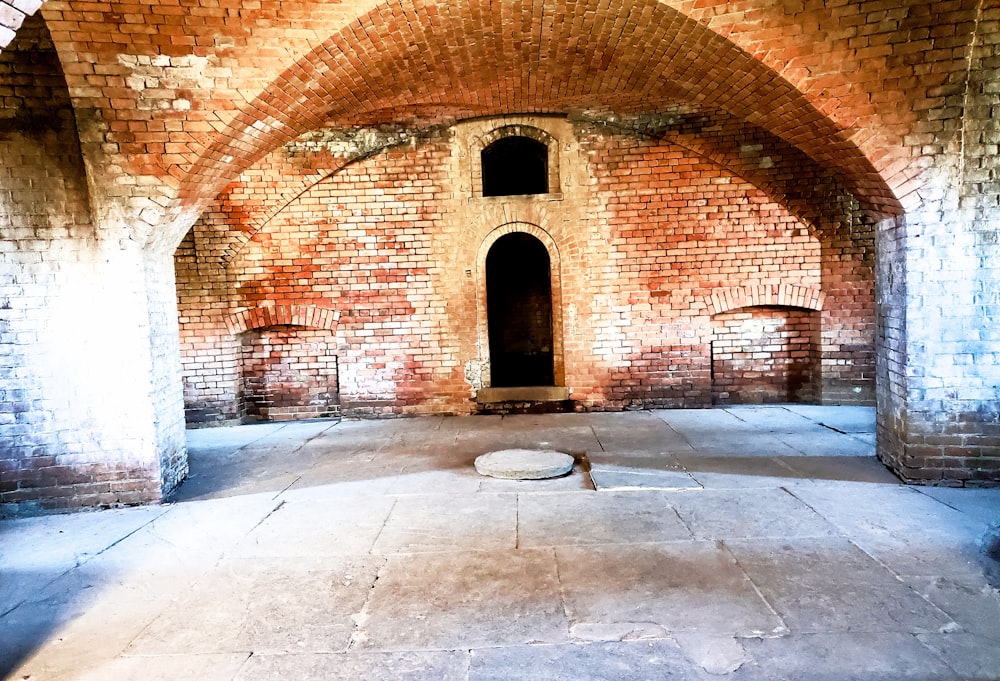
[0,14,186,514]
[878,10,1000,485]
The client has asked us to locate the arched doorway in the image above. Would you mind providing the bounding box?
[486,232,555,387]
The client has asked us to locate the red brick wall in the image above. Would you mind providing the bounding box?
[177,118,875,421]
[0,0,992,494]
[578,125,858,408]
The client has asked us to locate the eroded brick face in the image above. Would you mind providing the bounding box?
[177,116,875,419]
[0,15,184,514]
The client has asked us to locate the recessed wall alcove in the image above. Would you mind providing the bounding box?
[482,136,548,197]
[471,124,560,198]
[710,307,821,405]
[240,326,341,421]
[707,286,826,405]
[224,305,342,423]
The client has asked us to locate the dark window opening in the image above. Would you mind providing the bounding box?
[486,233,555,387]
[481,136,548,197]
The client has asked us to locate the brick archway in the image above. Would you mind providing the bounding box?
[476,223,564,388]
[224,305,340,336]
[174,0,900,241]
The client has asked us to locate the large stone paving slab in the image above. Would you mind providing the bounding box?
[916,633,1000,679]
[787,483,992,579]
[914,486,1000,525]
[469,640,714,680]
[770,455,899,484]
[3,494,281,680]
[772,430,874,457]
[70,653,251,681]
[587,411,696,456]
[128,555,381,655]
[905,574,1000,641]
[667,487,839,540]
[497,413,606,454]
[518,491,693,547]
[557,542,787,638]
[587,454,701,490]
[177,420,342,501]
[372,493,516,554]
[353,549,568,650]
[229,493,396,558]
[236,651,470,681]
[730,632,960,680]
[781,405,876,433]
[0,505,166,615]
[654,411,804,457]
[726,538,955,635]
[678,455,813,489]
[721,406,817,432]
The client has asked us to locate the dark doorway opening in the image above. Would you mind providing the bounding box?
[487,233,555,387]
[481,136,548,197]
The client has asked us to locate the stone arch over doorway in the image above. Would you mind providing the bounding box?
[476,223,564,389]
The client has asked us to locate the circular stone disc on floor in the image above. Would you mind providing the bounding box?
[474,449,575,480]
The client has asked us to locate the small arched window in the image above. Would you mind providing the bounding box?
[481,136,549,197]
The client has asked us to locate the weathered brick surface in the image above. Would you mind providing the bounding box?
[176,116,875,418]
[876,3,1000,486]
[0,16,185,514]
[0,0,43,51]
[0,1,996,508]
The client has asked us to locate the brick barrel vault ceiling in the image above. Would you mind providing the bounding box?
[181,0,900,220]
[35,0,974,247]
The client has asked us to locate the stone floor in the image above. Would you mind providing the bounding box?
[2,406,999,680]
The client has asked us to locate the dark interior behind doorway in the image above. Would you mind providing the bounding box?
[486,233,555,387]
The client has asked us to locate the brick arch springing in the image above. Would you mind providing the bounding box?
[708,285,826,317]
[224,305,340,336]
[470,124,561,198]
[476,223,565,387]
[175,0,900,236]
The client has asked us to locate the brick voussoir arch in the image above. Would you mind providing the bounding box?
[708,285,826,316]
[476,221,566,386]
[225,305,341,336]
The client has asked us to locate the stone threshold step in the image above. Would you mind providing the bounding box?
[476,386,571,404]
